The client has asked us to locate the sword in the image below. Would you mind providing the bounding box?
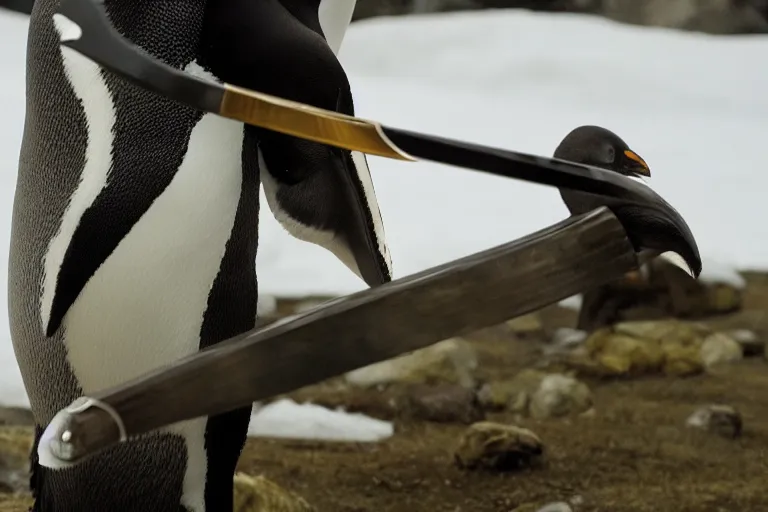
[54,0,694,219]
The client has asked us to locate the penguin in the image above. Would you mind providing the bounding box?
[9,1,383,511]
[553,125,702,330]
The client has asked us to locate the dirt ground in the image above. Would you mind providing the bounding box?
[236,272,768,512]
[2,275,766,512]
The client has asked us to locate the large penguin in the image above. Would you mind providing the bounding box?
[9,1,388,511]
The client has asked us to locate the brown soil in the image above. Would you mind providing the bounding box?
[236,275,768,512]
[3,277,767,512]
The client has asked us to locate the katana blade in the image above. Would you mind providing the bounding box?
[39,208,637,468]
[55,0,695,218]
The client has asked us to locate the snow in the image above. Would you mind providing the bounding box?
[247,399,394,442]
[0,9,766,422]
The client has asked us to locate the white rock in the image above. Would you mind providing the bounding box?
[551,328,588,348]
[537,502,574,512]
[529,374,592,419]
[700,332,743,368]
[686,404,742,438]
[558,294,582,311]
[344,338,477,388]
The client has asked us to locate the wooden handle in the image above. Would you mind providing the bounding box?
[220,84,414,160]
[38,207,637,467]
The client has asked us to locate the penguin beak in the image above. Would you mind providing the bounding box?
[259,134,392,288]
[623,150,651,178]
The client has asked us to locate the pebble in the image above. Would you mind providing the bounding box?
[725,329,763,357]
[700,332,743,368]
[345,338,477,388]
[686,404,742,439]
[529,374,593,420]
[454,421,543,471]
[234,472,315,512]
[401,384,485,424]
[536,502,574,512]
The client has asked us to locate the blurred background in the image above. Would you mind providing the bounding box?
[0,2,767,511]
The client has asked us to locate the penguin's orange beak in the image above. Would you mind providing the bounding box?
[624,150,651,177]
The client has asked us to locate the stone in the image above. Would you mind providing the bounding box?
[686,405,742,439]
[233,472,316,511]
[454,422,543,471]
[587,330,666,377]
[536,503,574,512]
[662,344,704,376]
[505,313,544,337]
[551,328,588,348]
[344,338,477,388]
[543,328,588,357]
[726,329,763,357]
[614,319,705,344]
[401,384,485,424]
[554,320,714,378]
[529,374,593,420]
[700,332,743,368]
[476,369,547,412]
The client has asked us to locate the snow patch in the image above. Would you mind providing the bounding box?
[247,399,394,442]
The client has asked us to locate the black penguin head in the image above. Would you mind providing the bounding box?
[554,125,650,179]
[554,125,702,278]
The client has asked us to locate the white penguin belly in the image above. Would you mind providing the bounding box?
[63,111,244,512]
[63,111,244,511]
[48,23,245,512]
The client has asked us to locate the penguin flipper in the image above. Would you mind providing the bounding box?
[199,0,392,287]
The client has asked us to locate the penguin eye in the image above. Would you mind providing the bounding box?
[605,146,616,163]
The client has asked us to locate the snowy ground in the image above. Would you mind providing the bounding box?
[0,9,766,426]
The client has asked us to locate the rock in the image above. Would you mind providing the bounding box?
[585,329,666,377]
[557,320,713,378]
[454,422,543,471]
[344,338,477,388]
[543,328,588,357]
[686,405,742,439]
[700,332,743,368]
[726,329,763,357]
[529,374,593,420]
[705,284,742,313]
[662,344,704,377]
[476,369,547,412]
[233,472,315,511]
[506,313,544,337]
[614,319,705,345]
[536,503,574,512]
[551,328,588,348]
[401,384,485,424]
